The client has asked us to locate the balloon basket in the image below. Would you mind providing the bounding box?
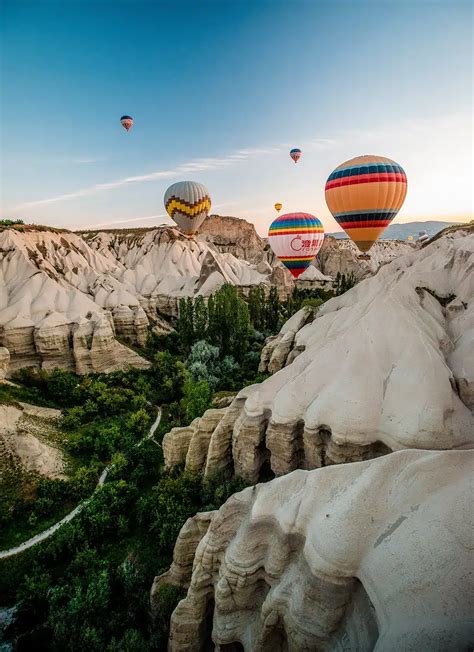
[357,254,371,261]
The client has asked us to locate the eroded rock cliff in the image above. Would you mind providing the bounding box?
[165,450,473,651]
[163,228,474,482]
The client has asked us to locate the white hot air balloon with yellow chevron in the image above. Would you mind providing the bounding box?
[164,181,211,235]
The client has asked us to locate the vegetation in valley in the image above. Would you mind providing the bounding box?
[0,283,337,651]
[0,218,24,227]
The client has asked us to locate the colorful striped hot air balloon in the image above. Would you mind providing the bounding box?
[164,181,211,235]
[274,202,282,212]
[325,155,407,253]
[290,148,302,163]
[120,115,134,131]
[268,212,324,278]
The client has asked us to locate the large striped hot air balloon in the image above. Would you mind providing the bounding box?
[268,212,324,278]
[120,115,134,131]
[164,181,211,235]
[325,155,407,253]
[290,148,302,163]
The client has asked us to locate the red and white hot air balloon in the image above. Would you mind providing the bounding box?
[268,212,324,278]
[289,148,302,163]
[120,115,134,131]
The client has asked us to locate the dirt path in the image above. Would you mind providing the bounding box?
[0,407,161,560]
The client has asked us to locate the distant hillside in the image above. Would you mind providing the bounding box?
[328,220,460,241]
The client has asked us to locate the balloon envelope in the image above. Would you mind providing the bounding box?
[290,148,302,163]
[268,212,324,278]
[120,115,134,131]
[274,203,282,212]
[164,181,211,235]
[325,155,407,253]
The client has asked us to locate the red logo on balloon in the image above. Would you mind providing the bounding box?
[290,236,303,252]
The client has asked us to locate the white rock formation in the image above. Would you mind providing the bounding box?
[163,229,474,482]
[258,306,317,374]
[167,450,473,651]
[163,409,227,473]
[0,402,65,479]
[0,228,150,372]
[151,511,214,597]
[316,236,413,280]
[82,226,271,319]
[0,221,441,373]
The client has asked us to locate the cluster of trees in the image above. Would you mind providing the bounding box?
[2,442,246,650]
[334,271,357,295]
[0,218,24,226]
[176,284,253,360]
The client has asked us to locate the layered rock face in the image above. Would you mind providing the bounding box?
[0,402,65,479]
[81,225,276,320]
[0,347,10,379]
[199,215,268,263]
[158,225,473,650]
[316,235,413,280]
[163,229,474,483]
[0,219,438,374]
[0,228,150,373]
[166,450,473,651]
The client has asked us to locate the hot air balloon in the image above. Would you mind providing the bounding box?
[268,212,324,278]
[274,203,282,212]
[120,115,134,131]
[164,181,211,235]
[418,231,429,243]
[290,148,302,163]
[325,155,407,255]
[407,235,414,242]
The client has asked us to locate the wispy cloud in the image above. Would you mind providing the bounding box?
[88,214,168,229]
[77,201,238,230]
[72,157,104,164]
[14,145,287,209]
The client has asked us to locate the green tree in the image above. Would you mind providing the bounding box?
[176,297,195,351]
[248,286,266,331]
[186,340,220,387]
[193,295,208,336]
[266,286,281,332]
[150,351,187,403]
[181,377,212,422]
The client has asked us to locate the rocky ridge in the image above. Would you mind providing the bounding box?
[163,450,473,651]
[157,225,474,650]
[162,227,474,482]
[0,218,418,374]
[0,402,65,480]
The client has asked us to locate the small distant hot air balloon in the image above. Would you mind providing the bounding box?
[274,203,283,212]
[290,148,302,164]
[268,212,324,278]
[325,155,407,254]
[164,181,211,235]
[407,235,414,242]
[120,115,134,131]
[418,231,429,244]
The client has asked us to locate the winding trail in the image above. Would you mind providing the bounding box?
[0,407,161,561]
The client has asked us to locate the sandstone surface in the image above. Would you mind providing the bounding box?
[163,228,474,482]
[167,450,473,651]
[0,347,10,379]
[0,402,65,479]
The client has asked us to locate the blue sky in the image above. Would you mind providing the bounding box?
[1,0,472,234]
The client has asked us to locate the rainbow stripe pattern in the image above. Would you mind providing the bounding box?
[325,155,407,253]
[268,212,325,278]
